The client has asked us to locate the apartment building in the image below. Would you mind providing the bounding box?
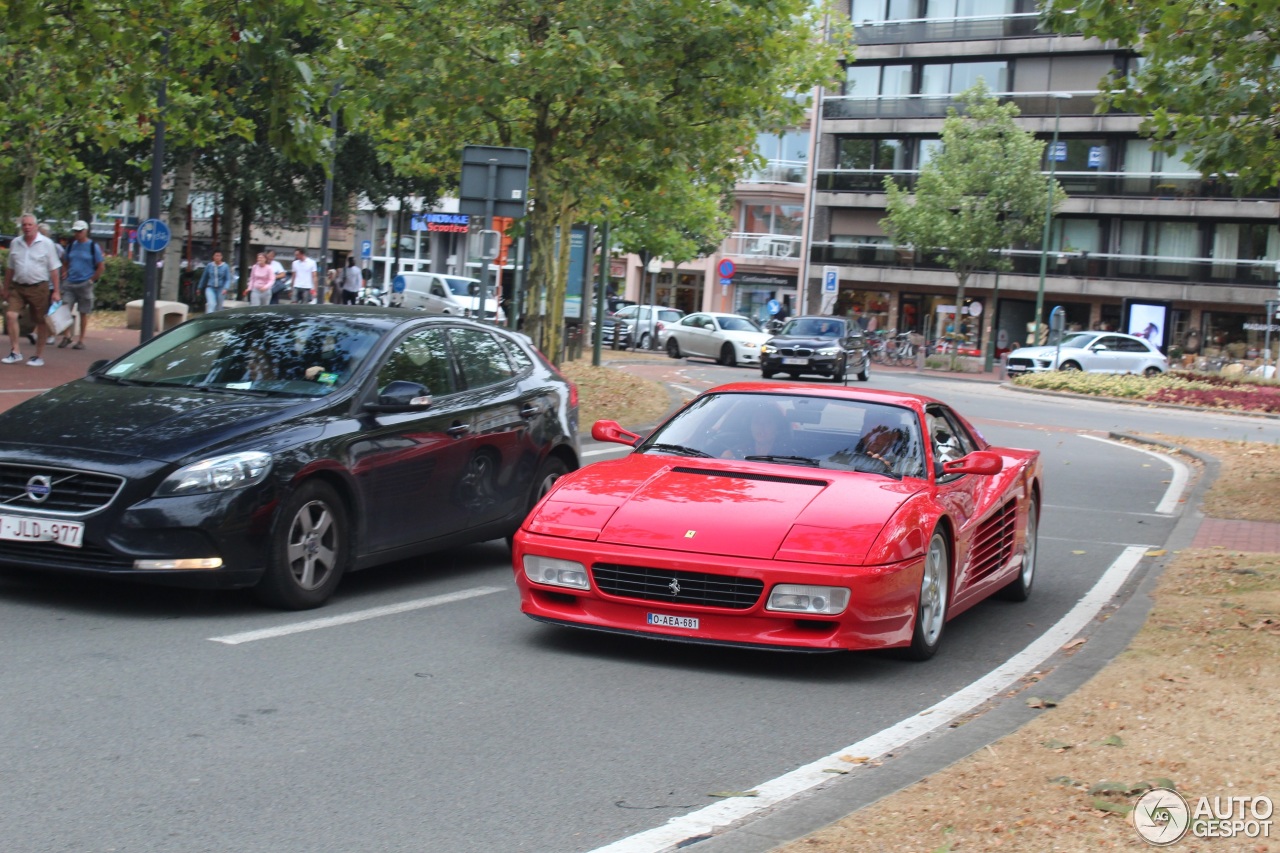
[807,0,1276,360]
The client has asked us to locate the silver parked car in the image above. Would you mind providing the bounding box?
[1005,331,1168,376]
[611,304,685,350]
[665,312,772,366]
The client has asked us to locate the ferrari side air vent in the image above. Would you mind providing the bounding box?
[969,499,1017,581]
[670,466,826,488]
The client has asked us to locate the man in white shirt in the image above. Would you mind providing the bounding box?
[291,250,318,304]
[2,213,62,366]
[266,250,287,304]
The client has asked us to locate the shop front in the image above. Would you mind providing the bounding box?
[733,272,796,324]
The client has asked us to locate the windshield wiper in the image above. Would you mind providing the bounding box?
[91,373,137,386]
[744,454,820,467]
[647,443,712,458]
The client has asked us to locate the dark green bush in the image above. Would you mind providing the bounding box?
[95,256,144,309]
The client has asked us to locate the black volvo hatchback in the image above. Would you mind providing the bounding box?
[0,306,579,608]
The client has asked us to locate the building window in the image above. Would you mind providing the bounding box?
[751,130,810,183]
[743,203,804,238]
[845,63,914,97]
[920,60,1008,94]
[836,137,911,171]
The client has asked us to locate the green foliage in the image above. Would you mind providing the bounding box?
[1012,370,1280,413]
[95,256,145,310]
[1042,0,1280,192]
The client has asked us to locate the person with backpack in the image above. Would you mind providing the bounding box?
[57,220,104,351]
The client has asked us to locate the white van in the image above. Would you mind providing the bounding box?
[393,272,504,323]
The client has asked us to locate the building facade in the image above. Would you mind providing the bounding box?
[806,0,1277,362]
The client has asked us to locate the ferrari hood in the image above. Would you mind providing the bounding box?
[531,456,925,562]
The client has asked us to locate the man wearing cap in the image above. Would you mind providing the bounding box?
[2,213,62,366]
[58,220,105,350]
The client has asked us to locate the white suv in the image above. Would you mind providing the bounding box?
[1005,331,1168,376]
[611,304,684,350]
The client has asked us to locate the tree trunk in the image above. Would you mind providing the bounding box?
[237,197,254,295]
[19,156,38,215]
[162,153,195,302]
[220,187,238,263]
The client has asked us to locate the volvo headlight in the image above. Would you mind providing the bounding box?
[155,451,273,496]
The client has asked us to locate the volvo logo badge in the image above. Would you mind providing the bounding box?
[668,578,681,596]
[24,475,52,504]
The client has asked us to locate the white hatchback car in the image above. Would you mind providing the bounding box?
[1005,331,1168,376]
[665,312,771,366]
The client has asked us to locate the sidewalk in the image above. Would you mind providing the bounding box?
[0,325,141,414]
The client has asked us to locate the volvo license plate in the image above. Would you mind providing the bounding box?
[0,515,84,548]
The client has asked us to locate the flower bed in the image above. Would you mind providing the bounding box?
[1011,371,1280,413]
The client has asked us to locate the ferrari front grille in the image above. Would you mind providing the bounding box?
[592,563,764,610]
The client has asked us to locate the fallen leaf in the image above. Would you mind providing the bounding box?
[1062,638,1087,650]
[1100,734,1125,747]
[1145,549,1167,557]
[1072,550,1087,555]
[840,755,871,764]
[1041,739,1073,750]
[1092,797,1133,815]
[1160,674,1190,684]
[707,790,758,798]
[1026,696,1058,709]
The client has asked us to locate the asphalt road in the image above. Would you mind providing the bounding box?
[2,362,1271,853]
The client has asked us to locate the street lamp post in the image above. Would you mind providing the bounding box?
[1032,93,1072,343]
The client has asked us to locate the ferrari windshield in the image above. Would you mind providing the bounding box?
[639,392,925,478]
[101,312,381,397]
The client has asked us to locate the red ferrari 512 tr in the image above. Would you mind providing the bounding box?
[513,383,1042,659]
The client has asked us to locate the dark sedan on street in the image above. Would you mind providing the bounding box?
[0,306,579,608]
[760,316,870,382]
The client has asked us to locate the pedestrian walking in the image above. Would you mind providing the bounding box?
[325,267,340,303]
[198,250,232,314]
[266,250,287,304]
[244,252,275,306]
[2,213,62,366]
[290,249,318,304]
[57,220,104,350]
[342,257,362,305]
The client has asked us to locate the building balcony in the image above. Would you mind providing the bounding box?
[851,12,1047,46]
[725,233,804,262]
[810,241,1280,289]
[739,159,808,186]
[816,169,1267,202]
[822,91,1105,121]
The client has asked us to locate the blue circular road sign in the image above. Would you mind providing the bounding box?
[137,218,171,253]
[717,259,736,278]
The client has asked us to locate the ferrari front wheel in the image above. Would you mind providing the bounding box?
[905,529,950,661]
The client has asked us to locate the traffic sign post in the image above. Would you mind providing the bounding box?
[137,218,171,253]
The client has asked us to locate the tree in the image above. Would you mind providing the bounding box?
[1042,0,1280,192]
[358,0,847,362]
[882,84,1060,364]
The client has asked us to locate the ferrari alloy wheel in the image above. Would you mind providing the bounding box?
[905,530,950,660]
[255,480,349,609]
[667,338,681,359]
[999,494,1038,601]
[719,343,736,367]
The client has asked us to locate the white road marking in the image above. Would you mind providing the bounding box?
[208,586,505,645]
[671,384,700,396]
[587,545,1151,853]
[1078,434,1190,515]
[1043,504,1171,518]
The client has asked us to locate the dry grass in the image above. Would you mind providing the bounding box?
[775,436,1280,853]
[561,353,674,428]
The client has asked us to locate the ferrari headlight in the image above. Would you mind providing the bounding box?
[767,584,850,615]
[523,555,590,590]
[155,451,273,497]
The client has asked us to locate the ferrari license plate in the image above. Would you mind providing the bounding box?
[0,514,84,548]
[647,613,699,630]
[782,357,808,366]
